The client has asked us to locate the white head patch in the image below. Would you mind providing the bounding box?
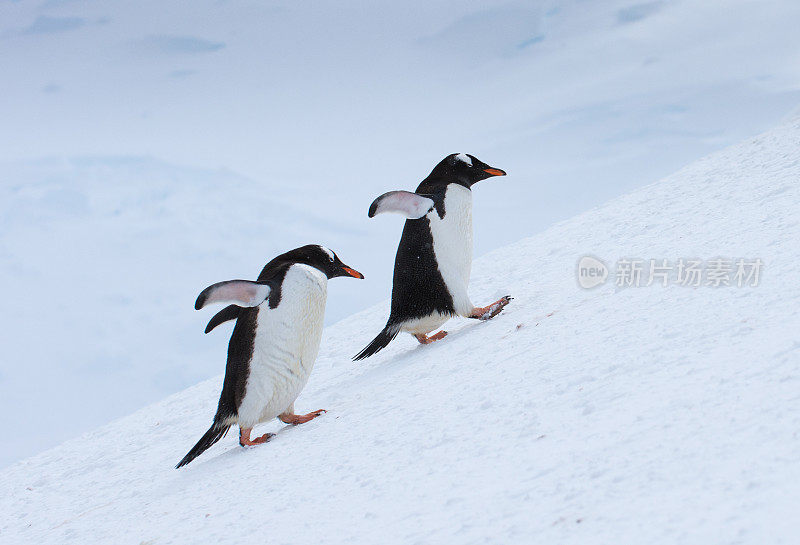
[319,246,335,261]
[454,153,472,166]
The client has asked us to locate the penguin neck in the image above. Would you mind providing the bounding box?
[417,176,472,194]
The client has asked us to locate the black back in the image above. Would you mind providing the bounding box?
[389,213,454,324]
[214,308,258,422]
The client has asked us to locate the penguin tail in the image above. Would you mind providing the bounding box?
[176,422,231,469]
[353,323,400,361]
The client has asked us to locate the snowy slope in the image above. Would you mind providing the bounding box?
[2,118,800,543]
[0,156,369,467]
[6,0,800,468]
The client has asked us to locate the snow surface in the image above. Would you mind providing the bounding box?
[5,0,800,467]
[0,157,362,467]
[2,114,799,545]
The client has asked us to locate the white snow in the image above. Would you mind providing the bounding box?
[2,115,799,544]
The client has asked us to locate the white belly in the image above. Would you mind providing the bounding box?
[237,264,327,427]
[428,184,474,316]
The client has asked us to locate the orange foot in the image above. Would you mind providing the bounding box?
[239,427,274,447]
[470,296,513,320]
[279,409,327,425]
[414,330,448,344]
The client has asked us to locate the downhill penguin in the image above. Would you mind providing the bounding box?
[177,245,363,468]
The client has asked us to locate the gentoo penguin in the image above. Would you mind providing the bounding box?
[176,245,363,468]
[353,153,511,360]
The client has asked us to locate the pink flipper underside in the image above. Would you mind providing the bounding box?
[199,280,271,308]
[371,191,434,219]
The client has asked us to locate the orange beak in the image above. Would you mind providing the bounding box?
[483,168,506,176]
[341,266,364,279]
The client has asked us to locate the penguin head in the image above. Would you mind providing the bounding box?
[431,153,507,188]
[290,245,364,280]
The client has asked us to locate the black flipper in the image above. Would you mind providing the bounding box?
[176,422,231,469]
[205,305,242,334]
[353,323,400,361]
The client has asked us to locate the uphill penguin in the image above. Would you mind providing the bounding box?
[354,153,511,360]
[177,245,363,468]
